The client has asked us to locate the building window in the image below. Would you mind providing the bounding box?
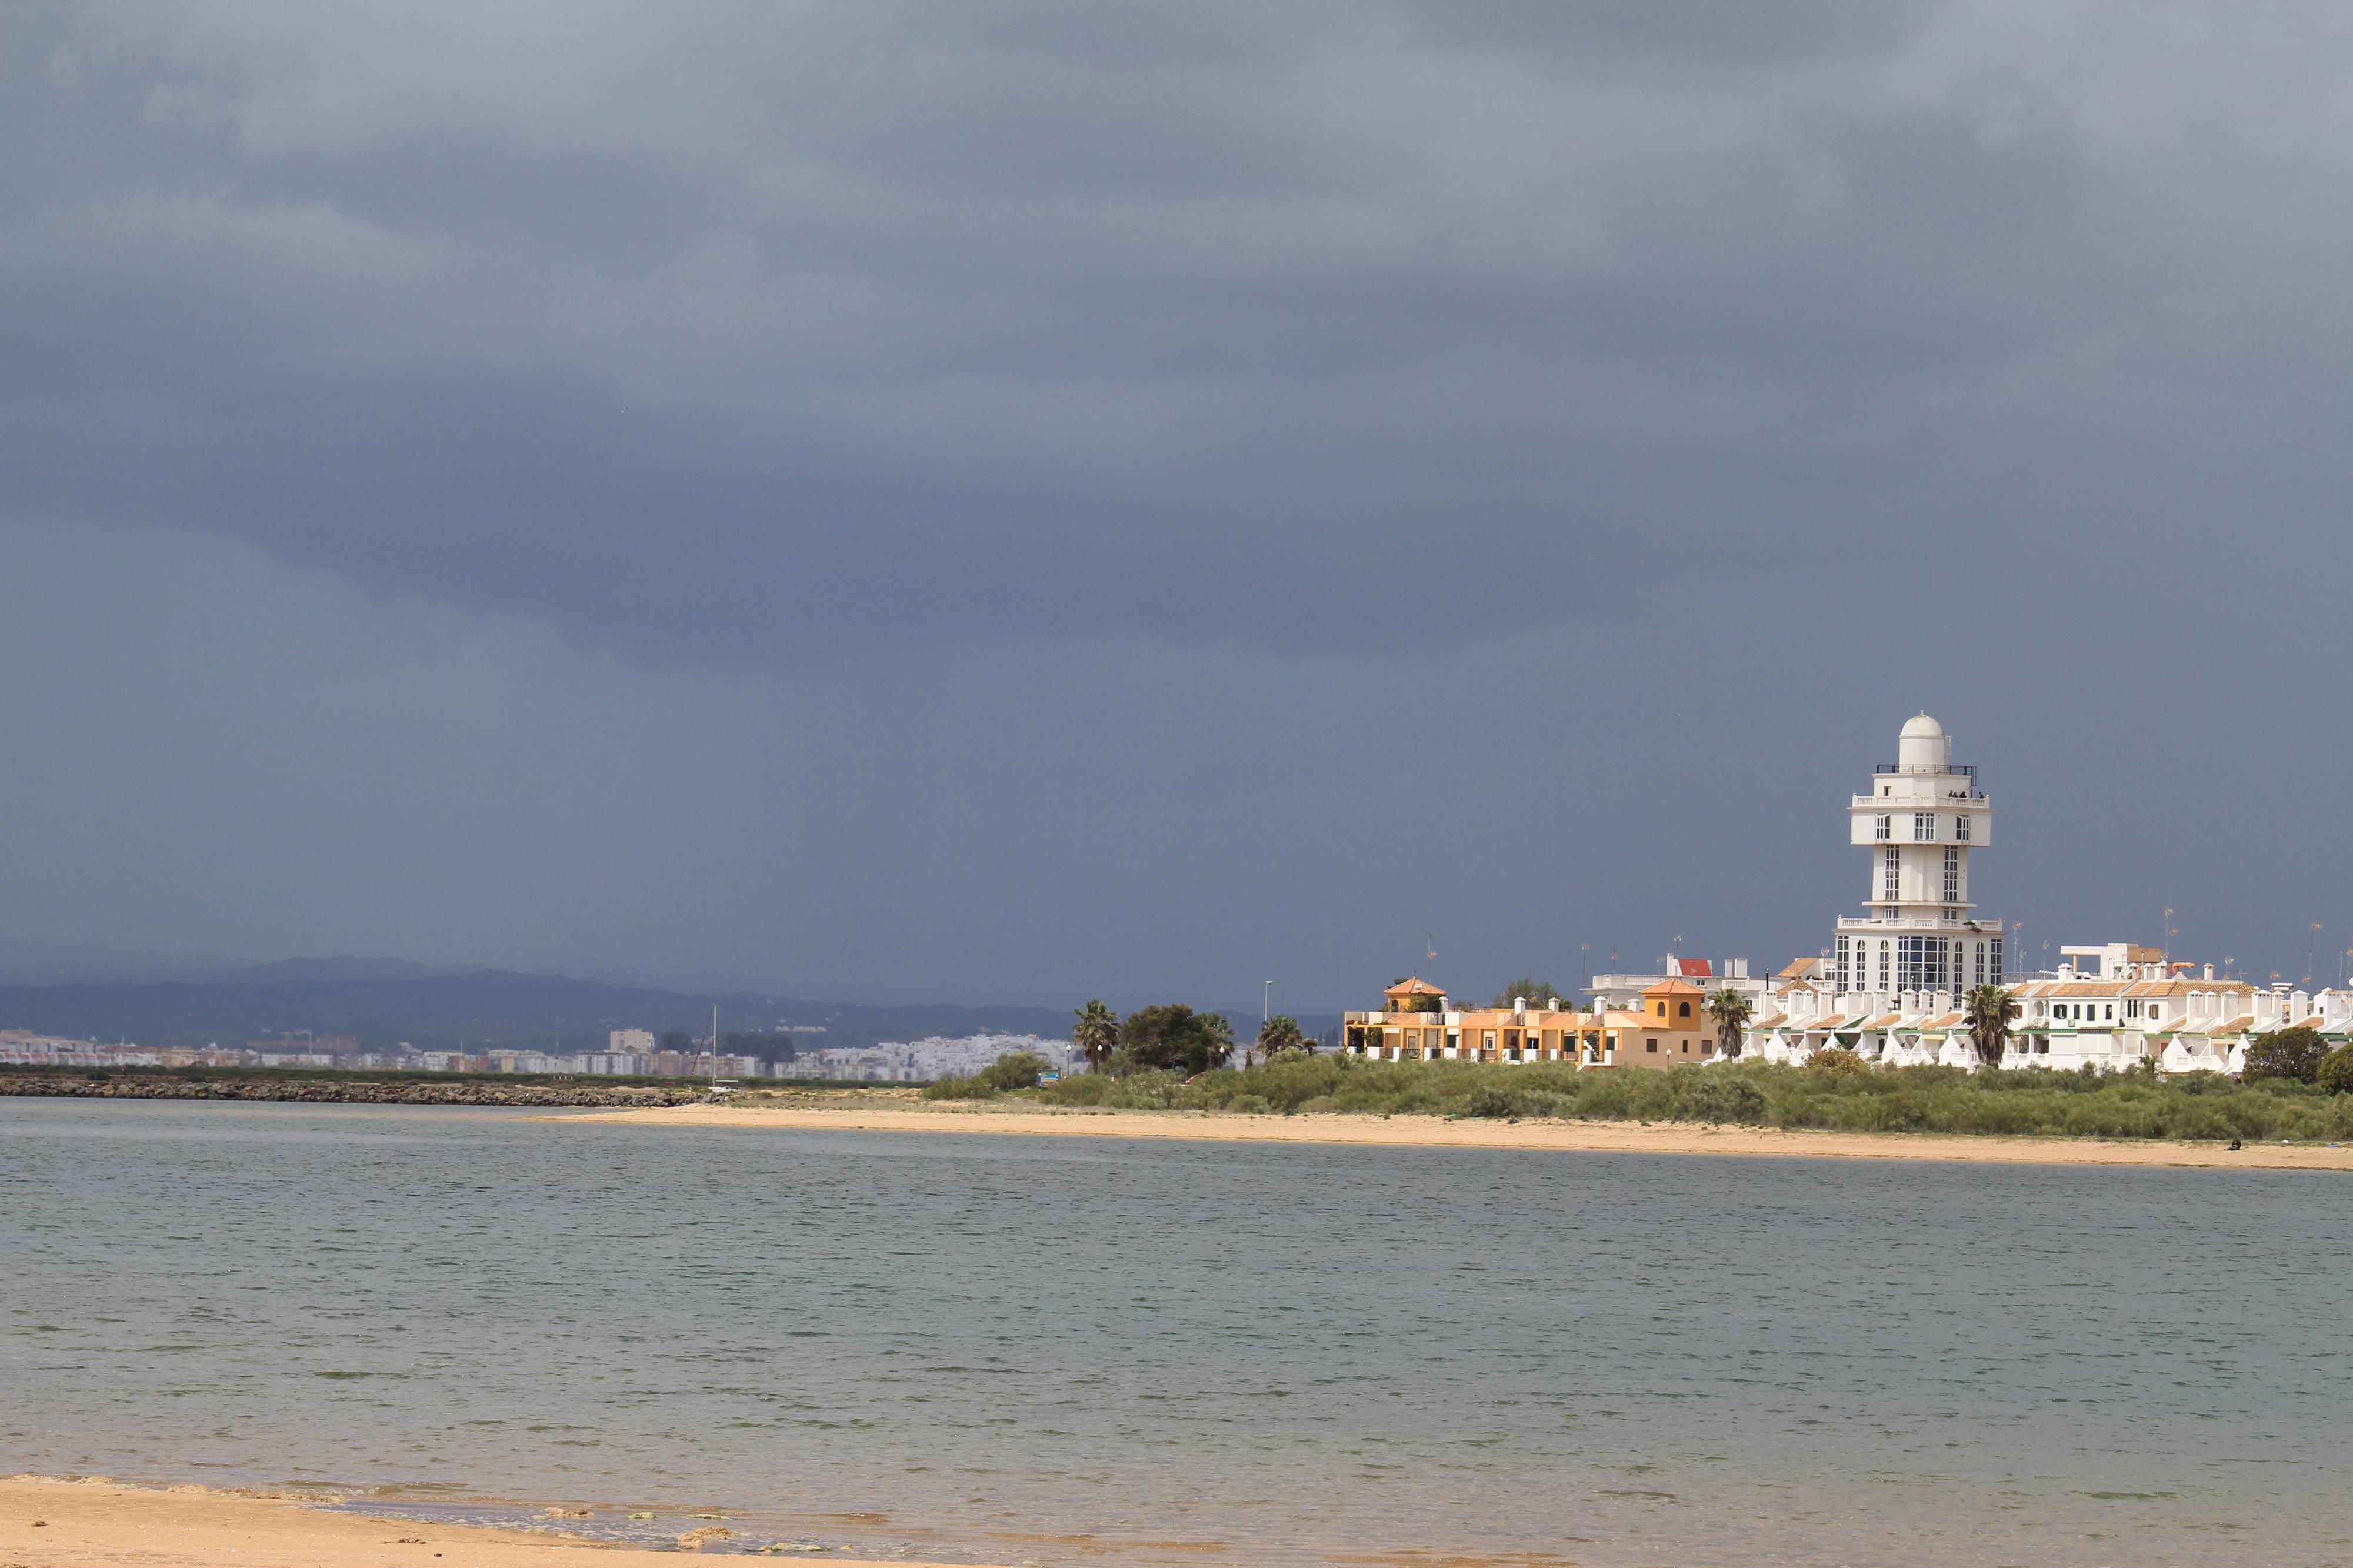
[1678,1001,1691,1017]
[1837,935,1852,992]
[1989,938,2003,986]
[1877,941,1891,989]
[1897,935,1949,993]
[1882,846,1901,901]
[1956,815,1971,842]
[1973,942,1985,987]
[1943,846,1960,903]
[1646,1038,1658,1053]
[1481,1030,1497,1052]
[1874,814,1891,841]
[1914,812,1935,842]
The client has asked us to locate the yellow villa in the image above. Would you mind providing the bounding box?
[1342,976,1721,1070]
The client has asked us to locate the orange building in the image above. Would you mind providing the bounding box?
[1342,976,1721,1070]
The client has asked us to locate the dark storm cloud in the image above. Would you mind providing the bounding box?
[6,2,2353,1003]
[12,2,2349,660]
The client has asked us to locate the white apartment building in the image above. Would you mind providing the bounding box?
[609,1028,655,1055]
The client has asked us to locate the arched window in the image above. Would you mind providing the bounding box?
[1678,1001,1691,1018]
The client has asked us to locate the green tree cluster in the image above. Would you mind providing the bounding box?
[1704,988,1754,1059]
[1121,1003,1234,1075]
[1964,984,2020,1067]
[922,1050,1051,1100]
[2244,1027,2328,1085]
[1257,1014,1309,1057]
[1072,1000,1120,1070]
[1490,978,1565,1007]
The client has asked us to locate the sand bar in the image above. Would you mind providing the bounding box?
[0,1477,961,1568]
[565,1098,2353,1170]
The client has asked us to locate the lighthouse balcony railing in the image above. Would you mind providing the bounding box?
[1851,791,1988,806]
[1875,762,1975,777]
[1837,914,2002,932]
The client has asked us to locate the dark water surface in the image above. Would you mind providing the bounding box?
[2,1099,2346,1566]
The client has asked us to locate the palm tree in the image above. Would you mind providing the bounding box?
[1704,987,1754,1060]
[1258,1014,1308,1057]
[1964,983,2018,1069]
[1072,1000,1119,1073]
[1200,1012,1235,1070]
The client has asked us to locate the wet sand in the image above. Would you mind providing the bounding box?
[0,1477,947,1567]
[568,1098,2353,1170]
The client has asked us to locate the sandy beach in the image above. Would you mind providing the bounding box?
[0,1477,952,1567]
[566,1097,2353,1170]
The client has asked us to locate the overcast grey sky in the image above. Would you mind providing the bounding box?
[4,2,2351,1008]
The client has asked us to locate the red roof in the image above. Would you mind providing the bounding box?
[1674,958,1712,978]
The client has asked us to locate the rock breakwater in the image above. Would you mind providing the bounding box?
[0,1074,704,1107]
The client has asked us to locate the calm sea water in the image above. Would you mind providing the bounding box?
[2,1099,2347,1567]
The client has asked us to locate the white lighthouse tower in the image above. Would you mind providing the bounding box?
[1835,714,2003,999]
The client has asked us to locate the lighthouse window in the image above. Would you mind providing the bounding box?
[1837,935,1852,991]
[1973,942,1986,986]
[1990,939,2004,985]
[1914,812,1935,842]
[1874,814,1891,841]
[1897,936,1948,992]
[1943,847,1960,902]
[1956,815,1971,842]
[1882,846,1900,900]
[1877,941,1891,989]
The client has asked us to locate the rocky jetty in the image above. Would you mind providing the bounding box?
[0,1073,703,1107]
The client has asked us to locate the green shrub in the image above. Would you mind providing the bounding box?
[920,1050,1051,1100]
[1011,1052,2353,1141]
[2316,1045,2353,1096]
[2244,1027,2327,1085]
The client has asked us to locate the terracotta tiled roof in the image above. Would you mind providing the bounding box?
[1642,978,1706,996]
[1383,977,1447,998]
[1779,957,1823,980]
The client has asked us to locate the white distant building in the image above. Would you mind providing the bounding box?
[784,1034,1075,1082]
[1835,712,2004,997]
[1588,956,1765,1010]
[609,1028,655,1055]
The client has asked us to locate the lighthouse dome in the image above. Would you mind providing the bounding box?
[1897,712,1949,770]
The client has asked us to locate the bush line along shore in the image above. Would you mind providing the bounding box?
[926,1050,2353,1143]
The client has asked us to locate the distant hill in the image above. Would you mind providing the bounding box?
[0,966,1074,1053]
